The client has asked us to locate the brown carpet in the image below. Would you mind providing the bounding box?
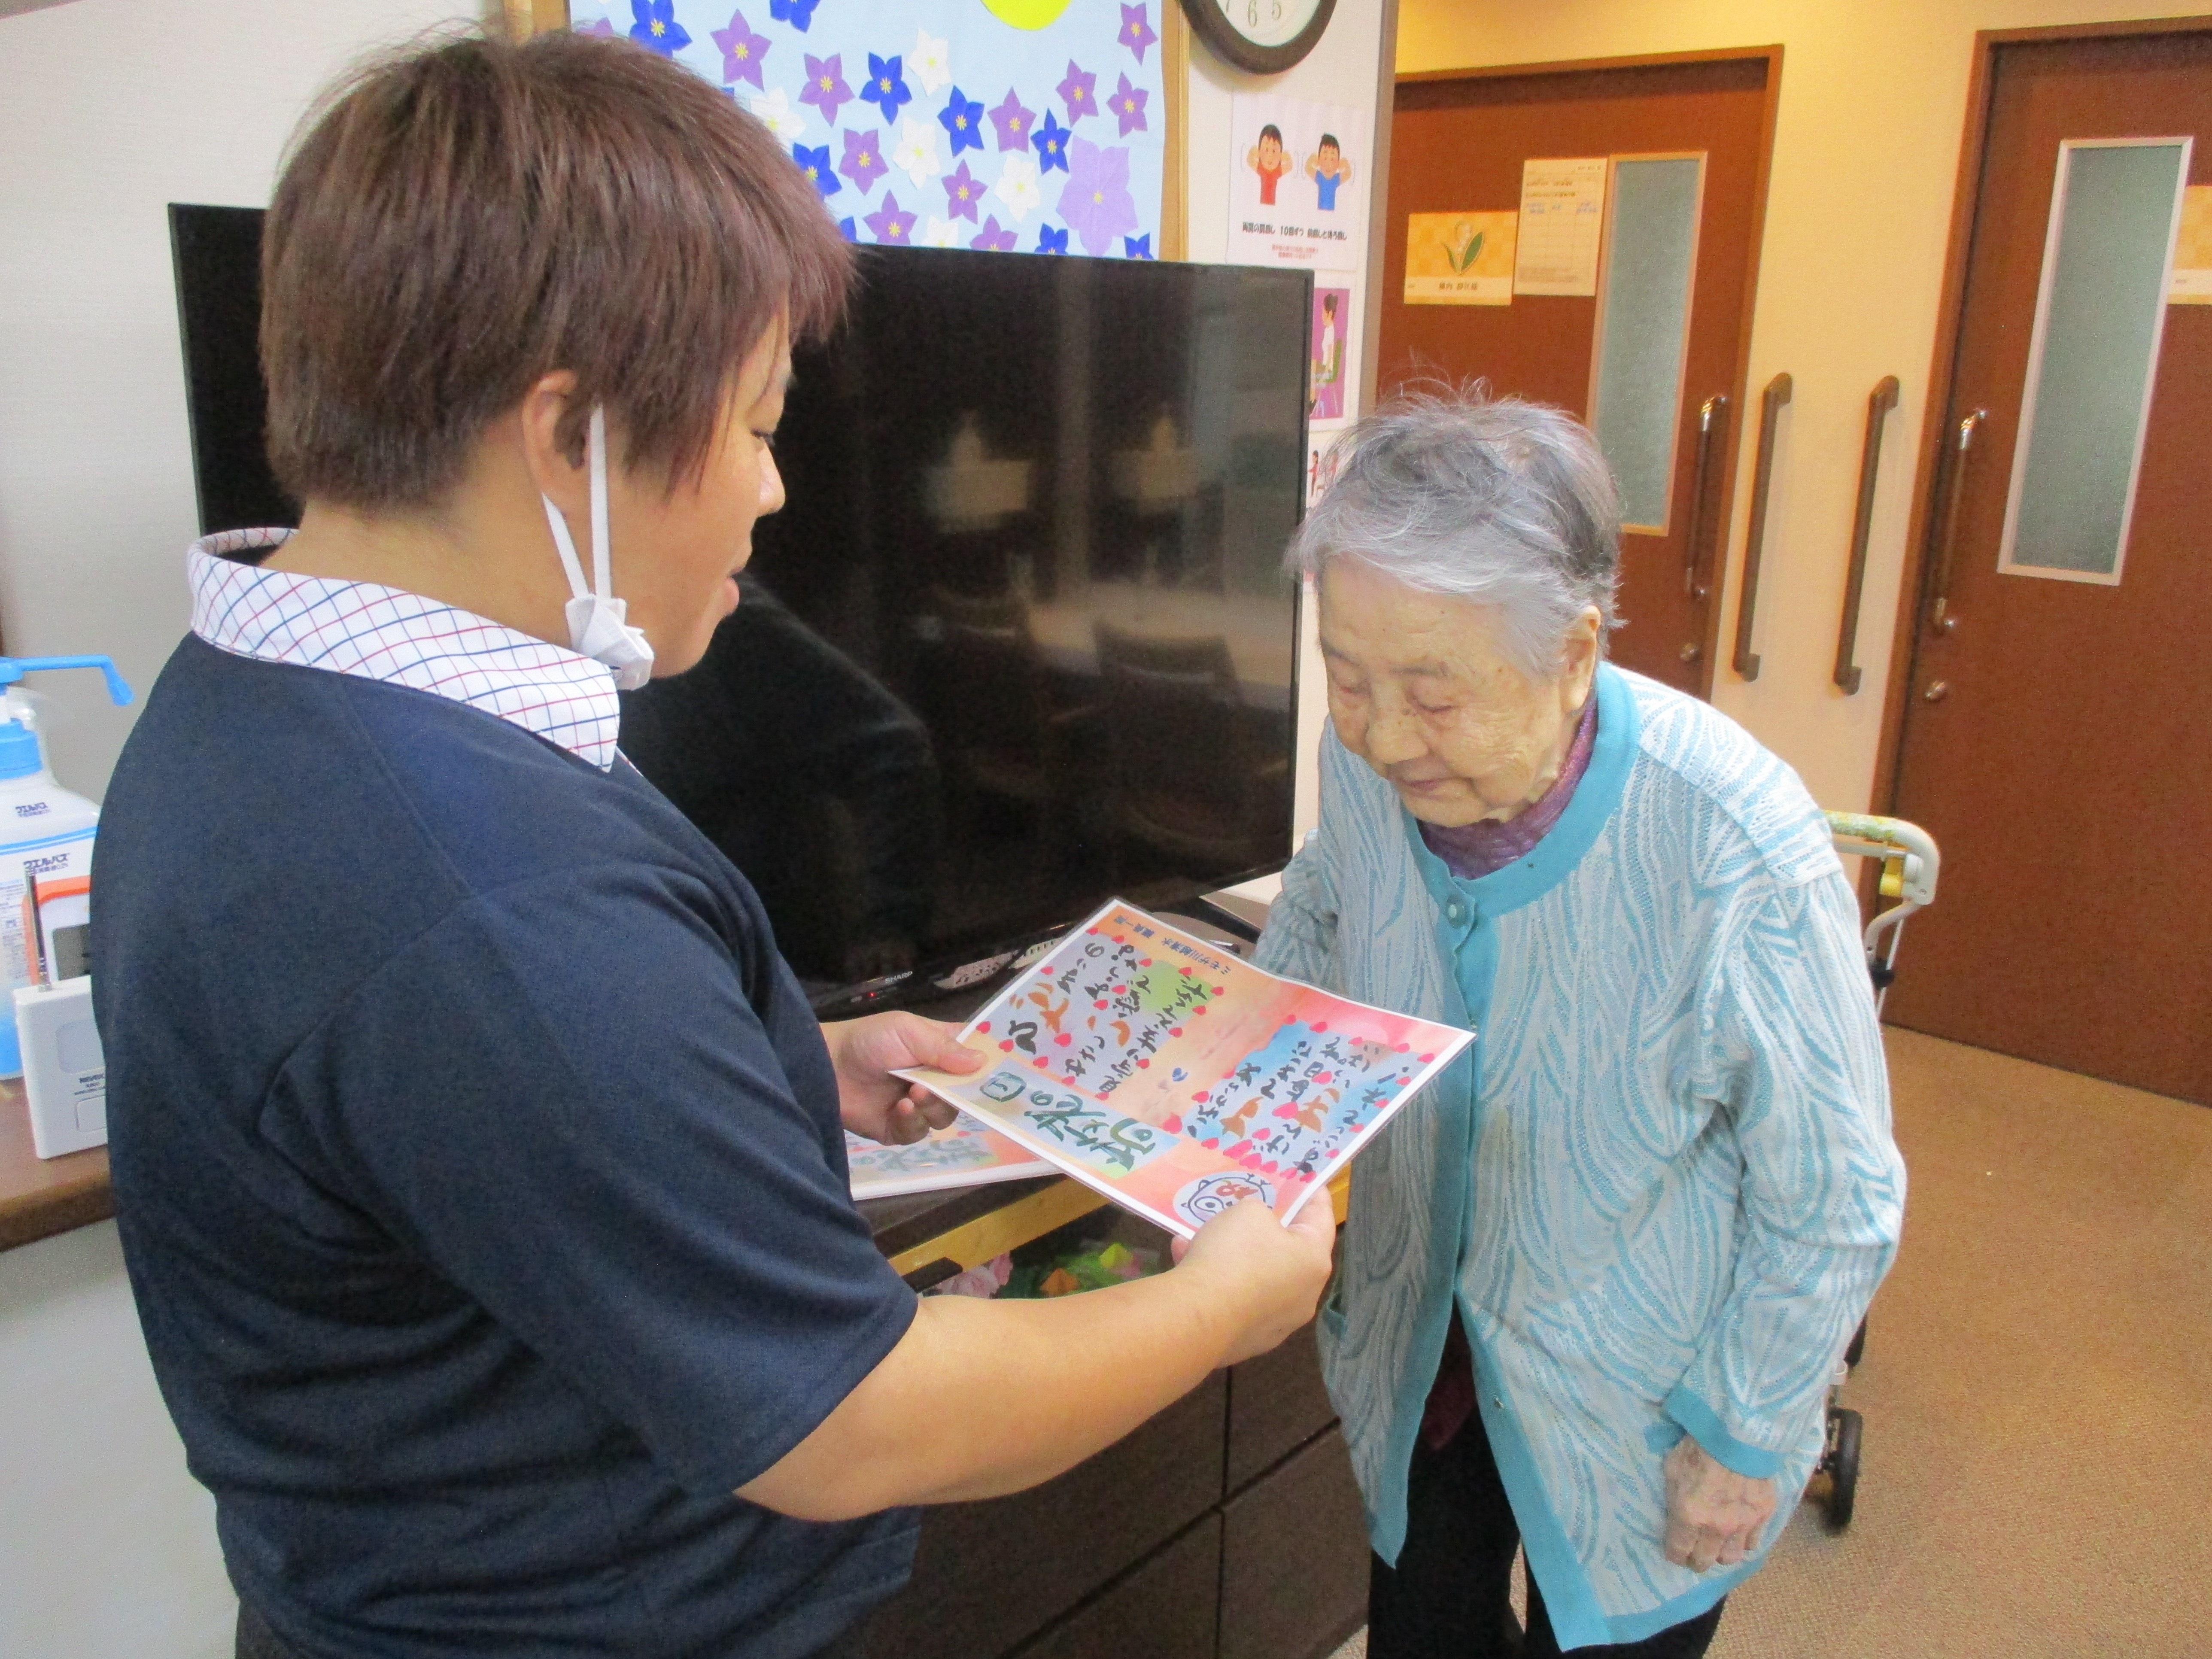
[1328,1027,2212,1659]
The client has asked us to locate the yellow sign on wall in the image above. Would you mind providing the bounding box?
[1404,211,1517,305]
[2171,185,2212,304]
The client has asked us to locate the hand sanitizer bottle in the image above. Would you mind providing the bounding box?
[0,656,133,1078]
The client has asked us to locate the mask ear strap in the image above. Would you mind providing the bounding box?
[588,405,612,602]
[542,495,588,599]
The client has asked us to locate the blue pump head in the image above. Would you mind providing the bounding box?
[0,655,135,782]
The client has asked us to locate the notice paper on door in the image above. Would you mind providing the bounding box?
[1514,157,1609,296]
[2170,185,2212,304]
[1404,211,1517,304]
[894,899,1474,1238]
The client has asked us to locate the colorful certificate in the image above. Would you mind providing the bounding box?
[896,900,1474,1237]
[845,1115,1053,1200]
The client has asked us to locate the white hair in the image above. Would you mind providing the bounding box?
[1288,386,1623,680]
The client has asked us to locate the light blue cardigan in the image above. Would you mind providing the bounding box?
[1255,664,1905,1648]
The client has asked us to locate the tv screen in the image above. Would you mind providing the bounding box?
[169,209,1310,1003]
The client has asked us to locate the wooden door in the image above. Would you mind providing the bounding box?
[1378,54,1780,694]
[1884,25,2212,1104]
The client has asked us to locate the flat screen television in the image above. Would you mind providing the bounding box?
[170,204,1311,1006]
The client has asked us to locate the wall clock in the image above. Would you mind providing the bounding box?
[1179,0,1336,76]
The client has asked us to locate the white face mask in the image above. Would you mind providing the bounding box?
[541,405,655,690]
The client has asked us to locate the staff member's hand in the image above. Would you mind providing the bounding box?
[1661,1435,1778,1573]
[820,1012,984,1145]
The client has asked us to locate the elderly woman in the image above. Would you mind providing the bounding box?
[1255,392,1905,1659]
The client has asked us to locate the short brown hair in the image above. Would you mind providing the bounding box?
[261,28,851,509]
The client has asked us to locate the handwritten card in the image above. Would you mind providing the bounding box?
[846,1115,1053,1200]
[896,899,1474,1237]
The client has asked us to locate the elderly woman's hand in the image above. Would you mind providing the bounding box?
[1661,1436,1778,1573]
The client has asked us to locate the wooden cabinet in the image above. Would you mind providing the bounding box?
[862,1323,1365,1659]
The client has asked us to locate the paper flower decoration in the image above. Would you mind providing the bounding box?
[1124,233,1153,259]
[839,127,888,193]
[866,193,917,245]
[910,27,951,94]
[972,216,1018,252]
[798,53,850,124]
[768,0,818,31]
[893,117,943,188]
[942,159,984,222]
[989,88,1035,154]
[793,142,839,198]
[1057,61,1098,124]
[629,0,691,56]
[939,86,986,156]
[1058,139,1137,255]
[712,10,770,88]
[921,216,963,248]
[1033,110,1071,175]
[1036,224,1070,255]
[993,151,1043,222]
[1110,73,1148,137]
[1120,3,1157,64]
[745,87,806,143]
[860,52,912,123]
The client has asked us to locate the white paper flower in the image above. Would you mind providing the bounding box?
[993,151,1042,222]
[921,216,963,249]
[893,117,943,188]
[911,28,951,95]
[745,87,806,144]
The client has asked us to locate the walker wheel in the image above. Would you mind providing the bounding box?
[1824,1407,1862,1530]
[1845,1318,1867,1369]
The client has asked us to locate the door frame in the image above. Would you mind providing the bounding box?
[1394,46,1786,697]
[1872,15,2212,811]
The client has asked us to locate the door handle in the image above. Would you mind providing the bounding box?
[1681,394,1730,609]
[1835,377,1901,694]
[1733,373,1791,681]
[1926,408,1986,636]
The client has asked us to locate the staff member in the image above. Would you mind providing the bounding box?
[94,30,1333,1659]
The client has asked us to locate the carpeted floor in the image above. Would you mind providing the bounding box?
[1327,1027,2212,1659]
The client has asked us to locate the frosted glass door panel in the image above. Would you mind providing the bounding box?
[1590,156,1704,532]
[1999,138,2190,583]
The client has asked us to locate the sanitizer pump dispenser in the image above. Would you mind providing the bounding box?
[0,656,133,1079]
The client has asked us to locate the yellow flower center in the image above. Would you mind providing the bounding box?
[1093,190,1103,202]
[957,116,968,128]
[820,76,832,88]
[880,78,891,90]
[737,45,749,58]
[650,18,665,34]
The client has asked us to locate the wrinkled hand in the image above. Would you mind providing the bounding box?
[820,1012,984,1146]
[1662,1435,1778,1573]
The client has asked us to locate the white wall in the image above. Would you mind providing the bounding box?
[0,1222,231,1659]
[0,0,479,801]
[1395,0,2183,813]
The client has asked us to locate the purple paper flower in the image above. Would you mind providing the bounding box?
[793,142,839,198]
[942,159,983,222]
[799,53,851,123]
[1109,73,1148,137]
[1033,110,1072,175]
[838,216,857,241]
[1124,233,1153,259]
[839,127,888,194]
[711,9,770,88]
[988,88,1035,154]
[1036,224,1070,255]
[1058,139,1137,255]
[769,0,818,31]
[629,0,691,56]
[1057,62,1098,124]
[580,16,616,36]
[865,192,916,244]
[1119,3,1157,64]
[972,216,1018,252]
[860,53,911,123]
[938,86,986,156]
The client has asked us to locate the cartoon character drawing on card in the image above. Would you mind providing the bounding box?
[1305,133,1353,211]
[1247,123,1292,206]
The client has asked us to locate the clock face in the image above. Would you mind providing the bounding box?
[1182,0,1335,75]
[1215,0,1325,50]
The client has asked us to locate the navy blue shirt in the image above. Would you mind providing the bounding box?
[94,635,920,1657]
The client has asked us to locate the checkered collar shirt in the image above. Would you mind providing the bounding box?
[188,528,622,771]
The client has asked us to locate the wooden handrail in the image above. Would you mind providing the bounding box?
[1834,377,1901,694]
[1732,373,1791,681]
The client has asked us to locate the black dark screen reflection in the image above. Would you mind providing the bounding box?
[620,247,1310,997]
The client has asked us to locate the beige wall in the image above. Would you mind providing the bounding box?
[1395,0,2185,811]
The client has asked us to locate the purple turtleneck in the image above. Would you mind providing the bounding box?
[1416,690,1599,883]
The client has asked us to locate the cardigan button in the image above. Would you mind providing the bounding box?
[1445,901,1465,923]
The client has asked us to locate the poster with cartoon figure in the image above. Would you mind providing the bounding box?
[896,900,1474,1237]
[1310,285,1351,422]
[1226,94,1368,269]
[846,1115,1051,1200]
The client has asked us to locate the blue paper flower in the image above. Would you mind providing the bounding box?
[938,86,986,156]
[1124,233,1153,259]
[629,0,692,56]
[838,216,857,242]
[1033,110,1072,175]
[794,142,840,198]
[1037,224,1070,255]
[860,53,911,123]
[769,0,819,31]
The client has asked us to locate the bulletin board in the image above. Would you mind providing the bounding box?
[562,0,1173,259]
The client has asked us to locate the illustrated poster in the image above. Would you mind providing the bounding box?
[846,1114,1052,1200]
[897,900,1474,1238]
[1309,284,1352,422]
[1226,93,1368,270]
[1403,211,1517,306]
[574,0,1166,258]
